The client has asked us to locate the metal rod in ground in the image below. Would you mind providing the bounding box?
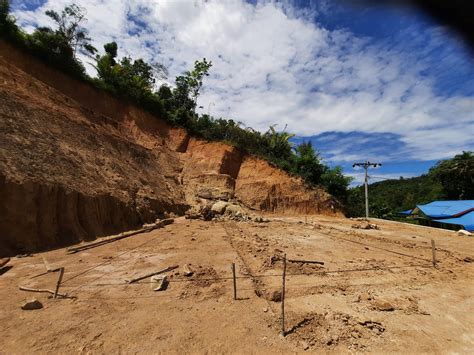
[281,253,287,336]
[431,240,436,267]
[54,267,65,299]
[232,263,237,300]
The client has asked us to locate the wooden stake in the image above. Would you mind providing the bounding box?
[281,253,287,336]
[232,263,237,300]
[431,240,436,267]
[54,267,65,299]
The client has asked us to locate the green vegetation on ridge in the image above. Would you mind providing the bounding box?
[0,1,352,202]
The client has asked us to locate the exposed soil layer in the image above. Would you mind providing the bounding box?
[0,216,472,353]
[0,40,339,255]
[236,156,341,214]
[0,53,188,255]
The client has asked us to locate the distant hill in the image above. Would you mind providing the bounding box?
[347,151,473,218]
[346,174,444,218]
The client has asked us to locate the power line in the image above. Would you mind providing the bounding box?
[352,161,382,218]
[369,175,392,181]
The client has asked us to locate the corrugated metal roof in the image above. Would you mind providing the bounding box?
[398,209,413,215]
[416,200,474,218]
[433,211,474,231]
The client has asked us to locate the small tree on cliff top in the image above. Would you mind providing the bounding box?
[173,58,212,116]
[45,4,96,57]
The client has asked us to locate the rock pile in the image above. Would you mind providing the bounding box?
[185,200,269,223]
[351,223,379,230]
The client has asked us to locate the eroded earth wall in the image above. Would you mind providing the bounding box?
[0,41,340,255]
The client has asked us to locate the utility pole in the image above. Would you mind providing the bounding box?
[352,161,382,219]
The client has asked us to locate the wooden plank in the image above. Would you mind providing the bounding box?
[19,285,68,298]
[41,256,61,272]
[127,265,179,284]
[67,219,174,254]
[288,259,324,265]
[0,257,11,268]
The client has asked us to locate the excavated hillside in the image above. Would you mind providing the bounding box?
[0,41,340,256]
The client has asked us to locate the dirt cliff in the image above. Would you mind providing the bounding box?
[0,40,340,255]
[236,156,338,214]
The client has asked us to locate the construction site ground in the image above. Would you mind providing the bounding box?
[1,215,473,353]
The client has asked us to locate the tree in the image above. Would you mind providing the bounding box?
[0,0,19,38]
[321,166,353,203]
[45,4,96,57]
[430,151,474,199]
[293,141,325,185]
[0,0,8,19]
[95,42,167,97]
[173,58,212,117]
[263,125,294,161]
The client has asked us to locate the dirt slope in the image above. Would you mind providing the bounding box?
[0,40,339,256]
[0,56,187,255]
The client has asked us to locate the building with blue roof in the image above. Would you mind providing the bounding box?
[432,212,474,232]
[401,200,474,232]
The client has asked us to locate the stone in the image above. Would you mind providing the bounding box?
[225,204,245,216]
[211,201,228,214]
[150,275,168,291]
[21,299,43,310]
[352,223,379,230]
[372,299,395,311]
[270,290,282,302]
[197,188,213,199]
[301,341,310,350]
[197,185,233,201]
[183,264,194,276]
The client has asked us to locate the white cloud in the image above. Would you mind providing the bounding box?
[11,0,474,162]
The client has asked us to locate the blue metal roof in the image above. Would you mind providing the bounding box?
[416,200,474,218]
[433,211,474,232]
[398,209,413,215]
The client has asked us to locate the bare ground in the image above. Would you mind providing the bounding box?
[0,215,473,353]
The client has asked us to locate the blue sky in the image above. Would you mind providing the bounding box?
[11,0,474,185]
